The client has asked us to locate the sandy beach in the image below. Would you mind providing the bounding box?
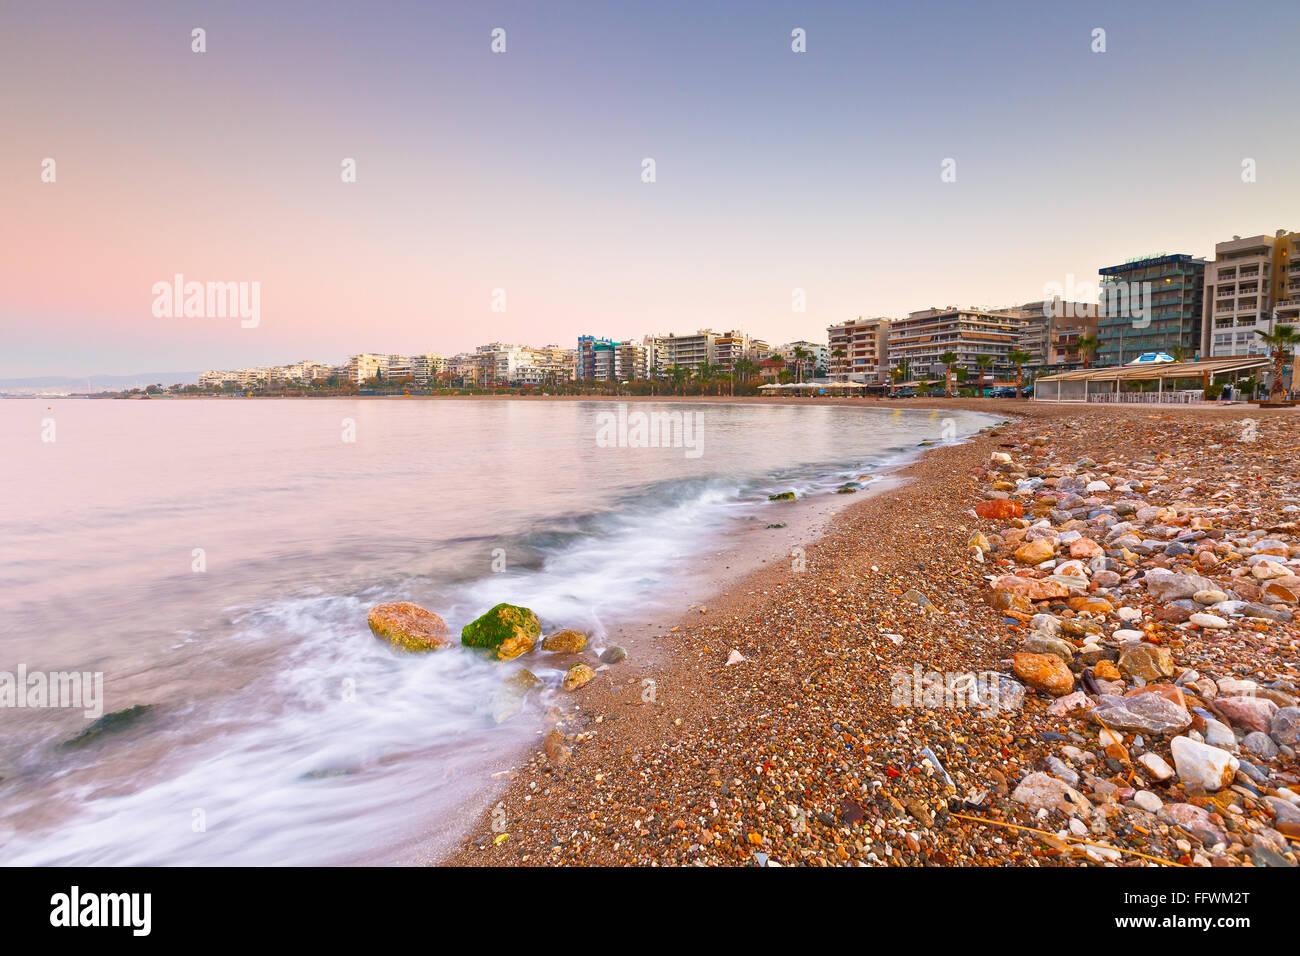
[441,399,1300,867]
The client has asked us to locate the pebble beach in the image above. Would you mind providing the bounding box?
[443,399,1300,868]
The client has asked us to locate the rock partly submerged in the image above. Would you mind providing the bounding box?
[367,602,452,652]
[562,663,596,690]
[541,629,588,653]
[60,704,154,749]
[461,603,541,660]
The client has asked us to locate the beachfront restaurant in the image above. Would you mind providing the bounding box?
[1031,356,1270,404]
[757,381,874,396]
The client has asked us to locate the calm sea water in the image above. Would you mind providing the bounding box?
[0,398,995,865]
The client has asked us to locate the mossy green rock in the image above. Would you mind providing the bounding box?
[461,603,541,660]
[768,491,796,501]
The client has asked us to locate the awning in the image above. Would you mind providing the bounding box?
[1035,356,1269,384]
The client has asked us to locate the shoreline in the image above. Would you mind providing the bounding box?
[440,400,1300,867]
[395,406,994,865]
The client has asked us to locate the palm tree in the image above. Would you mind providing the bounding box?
[1256,322,1299,403]
[791,346,810,383]
[697,362,716,396]
[831,347,846,381]
[1007,349,1032,395]
[733,358,758,396]
[1074,335,1099,370]
[668,364,688,395]
[938,350,958,397]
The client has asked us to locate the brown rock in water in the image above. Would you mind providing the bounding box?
[367,602,452,652]
[562,663,596,691]
[1012,652,1074,696]
[541,629,588,653]
[975,499,1022,519]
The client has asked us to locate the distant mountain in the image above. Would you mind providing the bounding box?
[0,372,200,392]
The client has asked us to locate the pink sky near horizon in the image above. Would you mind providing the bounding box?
[3,1,1297,377]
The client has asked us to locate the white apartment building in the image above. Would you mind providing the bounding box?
[1202,230,1300,358]
[346,353,386,384]
[199,370,239,388]
[887,308,1022,378]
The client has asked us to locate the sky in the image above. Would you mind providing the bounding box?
[2,0,1297,377]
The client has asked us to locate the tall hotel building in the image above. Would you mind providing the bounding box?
[1096,254,1206,366]
[1201,230,1300,359]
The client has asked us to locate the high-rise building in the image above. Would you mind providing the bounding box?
[1096,254,1206,366]
[1201,230,1300,359]
[828,317,891,382]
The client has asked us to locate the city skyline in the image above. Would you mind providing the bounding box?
[3,0,1299,377]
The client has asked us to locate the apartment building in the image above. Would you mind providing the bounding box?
[1279,231,1300,328]
[448,353,480,386]
[518,345,576,385]
[383,354,413,381]
[613,342,647,381]
[651,330,718,374]
[1096,254,1206,366]
[886,308,1022,378]
[828,317,891,382]
[711,331,751,373]
[993,299,1099,368]
[578,336,643,381]
[1201,230,1300,359]
[411,353,448,384]
[578,336,615,380]
[199,370,238,388]
[345,352,386,384]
